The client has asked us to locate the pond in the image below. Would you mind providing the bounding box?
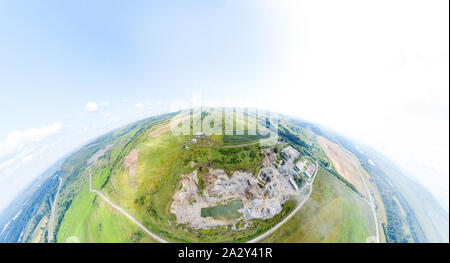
[201,200,243,220]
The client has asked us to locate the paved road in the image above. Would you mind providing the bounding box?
[48,176,62,243]
[89,169,168,243]
[247,162,318,243]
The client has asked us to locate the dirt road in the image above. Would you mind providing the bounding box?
[89,169,168,243]
[349,158,380,243]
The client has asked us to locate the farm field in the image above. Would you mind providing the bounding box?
[55,111,377,243]
[317,136,369,198]
[56,167,157,243]
[260,166,375,243]
[5,109,442,244]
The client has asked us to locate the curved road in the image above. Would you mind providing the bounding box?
[88,169,168,243]
[87,155,378,243]
[247,162,318,243]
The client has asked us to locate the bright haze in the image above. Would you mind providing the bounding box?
[0,0,448,212]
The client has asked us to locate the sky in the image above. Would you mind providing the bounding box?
[0,0,448,213]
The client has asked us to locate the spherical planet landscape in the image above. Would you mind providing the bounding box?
[0,108,448,243]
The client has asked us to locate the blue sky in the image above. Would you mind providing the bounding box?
[0,0,273,132]
[0,1,448,212]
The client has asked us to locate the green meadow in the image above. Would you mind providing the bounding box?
[54,110,375,243]
[260,167,375,243]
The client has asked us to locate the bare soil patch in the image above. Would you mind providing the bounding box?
[123,149,139,187]
[317,136,368,197]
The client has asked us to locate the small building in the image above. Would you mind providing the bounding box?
[304,164,315,178]
[281,146,300,162]
[289,177,298,191]
[193,131,204,137]
[295,161,305,172]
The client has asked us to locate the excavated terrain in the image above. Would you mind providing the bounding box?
[170,145,304,229]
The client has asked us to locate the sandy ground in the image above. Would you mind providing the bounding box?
[317,136,368,197]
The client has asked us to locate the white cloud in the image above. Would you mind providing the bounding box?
[135,102,145,108]
[0,123,63,184]
[84,101,110,112]
[22,140,61,163]
[256,0,449,207]
[84,102,98,112]
[0,122,63,160]
[108,117,120,123]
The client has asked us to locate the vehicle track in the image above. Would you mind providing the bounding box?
[88,169,168,243]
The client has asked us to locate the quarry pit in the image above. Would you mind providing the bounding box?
[170,145,305,229]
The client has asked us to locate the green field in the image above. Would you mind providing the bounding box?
[261,166,375,243]
[101,125,282,242]
[53,110,375,243]
[55,166,159,243]
[9,108,443,244]
[53,115,172,243]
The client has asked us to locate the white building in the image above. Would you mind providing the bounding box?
[289,177,299,191]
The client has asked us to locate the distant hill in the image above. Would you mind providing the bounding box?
[1,109,447,243]
[292,118,449,243]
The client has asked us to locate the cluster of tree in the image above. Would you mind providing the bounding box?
[131,231,144,242]
[333,133,427,243]
[0,170,60,242]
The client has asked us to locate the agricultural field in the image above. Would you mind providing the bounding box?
[99,122,290,242]
[2,108,447,244]
[317,136,369,198]
[56,182,151,243]
[52,114,174,243]
[54,109,378,243]
[260,166,376,243]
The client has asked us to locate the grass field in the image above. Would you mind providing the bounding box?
[102,124,276,242]
[260,166,375,243]
[54,110,376,243]
[55,167,159,243]
[55,114,274,243]
[317,136,369,198]
[54,116,172,243]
